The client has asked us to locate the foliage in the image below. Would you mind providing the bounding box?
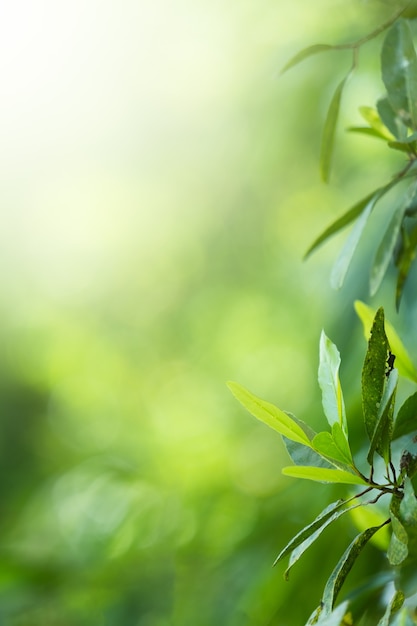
[231,3,417,625]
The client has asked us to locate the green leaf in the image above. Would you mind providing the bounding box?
[313,601,350,626]
[358,105,396,140]
[395,221,417,309]
[282,465,367,485]
[400,477,417,527]
[312,426,353,468]
[355,300,417,382]
[320,74,350,183]
[281,43,334,75]
[370,201,407,296]
[318,331,347,434]
[281,499,371,579]
[361,306,389,440]
[381,19,417,130]
[366,368,398,465]
[228,382,311,446]
[377,96,407,140]
[282,437,334,469]
[388,140,417,154]
[393,392,417,439]
[346,126,393,140]
[388,511,408,565]
[390,607,415,626]
[377,590,405,626]
[321,524,388,616]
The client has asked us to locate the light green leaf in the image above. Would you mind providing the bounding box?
[312,427,353,468]
[320,74,350,183]
[377,96,407,140]
[377,590,405,626]
[370,201,407,296]
[281,43,334,75]
[321,524,388,615]
[359,105,396,140]
[318,331,347,434]
[393,391,417,439]
[346,125,392,140]
[282,465,367,485]
[382,19,417,129]
[355,300,417,382]
[227,381,311,445]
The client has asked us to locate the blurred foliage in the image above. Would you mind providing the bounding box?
[1,0,416,624]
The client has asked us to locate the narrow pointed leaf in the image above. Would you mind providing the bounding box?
[393,391,417,439]
[395,222,417,310]
[370,201,407,296]
[320,74,350,183]
[367,368,398,464]
[318,331,347,433]
[321,524,388,615]
[228,382,311,445]
[361,307,390,444]
[355,300,417,382]
[381,19,417,129]
[377,590,405,626]
[358,105,395,140]
[346,126,392,140]
[282,465,367,485]
[281,44,334,75]
[377,96,407,140]
[282,437,334,468]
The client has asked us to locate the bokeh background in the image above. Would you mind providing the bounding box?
[1,1,415,624]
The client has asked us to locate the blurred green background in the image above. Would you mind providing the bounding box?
[0,1,414,624]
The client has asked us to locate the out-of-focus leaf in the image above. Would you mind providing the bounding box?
[355,300,417,382]
[318,331,347,434]
[347,126,392,140]
[282,499,372,580]
[381,19,417,129]
[395,222,417,309]
[377,590,405,626]
[388,140,417,153]
[282,466,368,485]
[349,499,390,550]
[228,382,311,445]
[281,43,335,75]
[390,607,415,626]
[366,368,398,465]
[321,524,388,616]
[361,307,389,445]
[370,200,406,296]
[377,96,407,140]
[320,74,350,183]
[393,392,417,439]
[282,437,334,468]
[358,105,396,140]
[313,601,350,626]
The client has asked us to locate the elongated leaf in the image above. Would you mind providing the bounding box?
[362,308,390,445]
[355,300,417,382]
[281,43,334,75]
[305,189,381,260]
[274,499,346,567]
[320,74,350,183]
[393,391,417,439]
[382,19,417,129]
[318,331,347,434]
[283,500,371,579]
[312,430,353,468]
[282,437,334,468]
[314,601,350,626]
[377,590,405,626]
[367,368,398,465]
[388,512,408,565]
[400,477,417,527]
[347,126,392,140]
[390,607,415,626]
[359,105,395,140]
[321,524,388,615]
[388,140,417,153]
[377,96,407,140]
[282,465,367,485]
[395,221,417,309]
[228,382,311,445]
[370,201,407,296]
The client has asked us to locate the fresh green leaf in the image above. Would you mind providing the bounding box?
[346,126,393,140]
[281,44,335,75]
[381,19,417,130]
[377,590,405,626]
[321,524,388,615]
[393,392,417,439]
[282,465,368,485]
[370,199,407,296]
[358,105,396,140]
[377,96,407,140]
[361,307,389,445]
[312,427,353,468]
[318,331,347,434]
[320,74,350,183]
[388,140,417,154]
[227,381,311,445]
[355,300,417,382]
[366,368,398,465]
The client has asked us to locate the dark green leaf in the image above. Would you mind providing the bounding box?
[282,465,367,485]
[388,140,417,153]
[381,19,417,129]
[361,308,389,446]
[370,200,407,296]
[377,96,407,140]
[400,477,417,527]
[320,74,350,183]
[281,44,335,75]
[282,437,334,469]
[366,368,398,465]
[321,524,388,615]
[393,392,417,439]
